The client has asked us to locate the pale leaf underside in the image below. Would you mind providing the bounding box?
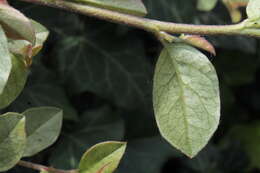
[153,43,220,157]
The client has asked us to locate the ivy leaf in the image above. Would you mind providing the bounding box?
[197,0,218,11]
[0,54,28,109]
[74,0,147,16]
[0,3,35,44]
[153,43,220,158]
[55,35,152,110]
[78,141,126,173]
[22,107,63,157]
[246,0,260,19]
[10,84,78,121]
[0,25,12,95]
[0,113,26,171]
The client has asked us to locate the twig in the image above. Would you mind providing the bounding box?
[17,0,260,38]
[17,160,78,173]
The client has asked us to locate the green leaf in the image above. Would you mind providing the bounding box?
[9,19,49,58]
[79,141,127,173]
[74,0,147,16]
[0,54,28,109]
[0,25,12,95]
[153,43,220,158]
[246,0,260,19]
[40,171,49,173]
[0,4,35,44]
[222,0,249,23]
[22,107,63,157]
[0,113,26,171]
[197,0,218,11]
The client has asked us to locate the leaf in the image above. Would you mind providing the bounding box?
[0,4,35,44]
[40,171,49,173]
[0,54,28,109]
[55,34,152,110]
[10,84,78,121]
[49,106,124,169]
[247,0,260,19]
[197,0,218,11]
[78,141,127,173]
[74,0,147,16]
[22,107,63,157]
[0,113,26,171]
[222,0,248,22]
[153,43,220,157]
[0,25,12,95]
[9,19,49,58]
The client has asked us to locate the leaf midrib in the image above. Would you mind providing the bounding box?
[81,145,124,173]
[165,46,192,155]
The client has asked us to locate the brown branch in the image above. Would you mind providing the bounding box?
[17,160,78,173]
[17,0,260,38]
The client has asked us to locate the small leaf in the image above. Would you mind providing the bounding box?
[22,107,63,157]
[0,113,26,171]
[0,4,35,44]
[79,141,126,173]
[197,0,218,11]
[180,35,216,55]
[222,0,248,22]
[9,19,49,58]
[247,0,260,19]
[0,54,28,109]
[0,25,12,95]
[153,43,220,157]
[75,0,147,16]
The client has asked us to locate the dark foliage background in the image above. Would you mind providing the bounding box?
[4,0,260,172]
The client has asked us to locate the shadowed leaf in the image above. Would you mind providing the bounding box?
[197,0,218,11]
[222,0,248,22]
[0,113,26,171]
[0,54,28,109]
[0,25,12,95]
[22,107,63,157]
